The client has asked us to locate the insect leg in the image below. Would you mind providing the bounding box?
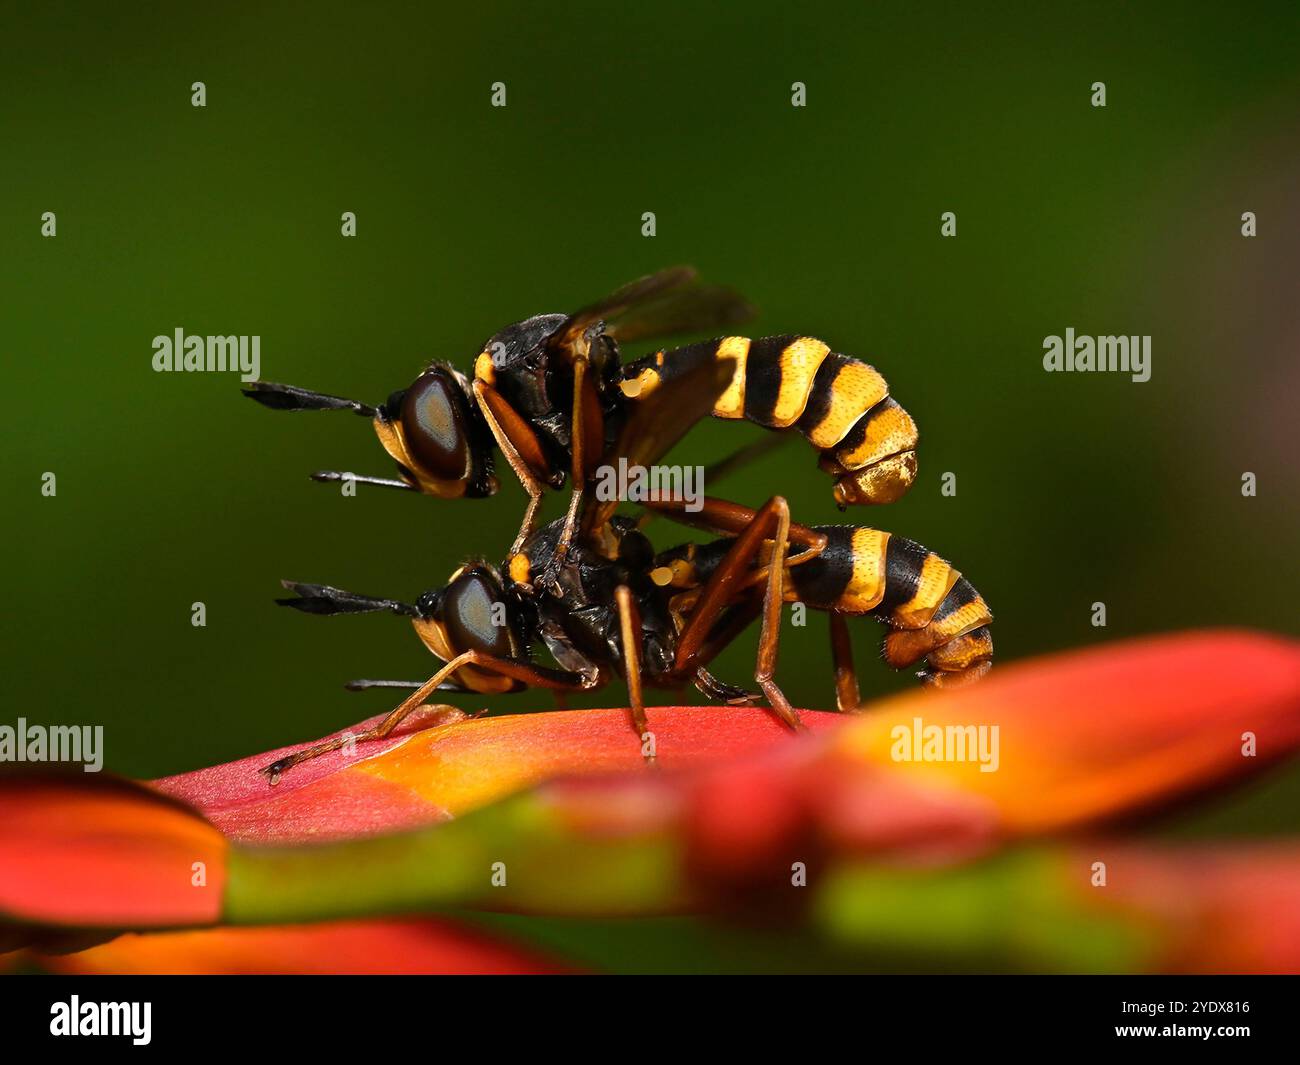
[693,667,759,705]
[614,585,654,764]
[673,496,801,730]
[828,612,860,713]
[471,379,553,555]
[644,495,826,572]
[260,650,590,783]
[752,497,799,729]
[543,352,602,588]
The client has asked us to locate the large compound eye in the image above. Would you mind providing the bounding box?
[442,567,513,658]
[400,368,470,481]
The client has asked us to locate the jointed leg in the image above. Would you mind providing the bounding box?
[544,354,598,587]
[752,497,799,729]
[645,495,827,575]
[828,612,861,713]
[673,496,801,730]
[472,379,551,555]
[614,585,654,764]
[261,650,588,783]
[693,666,759,704]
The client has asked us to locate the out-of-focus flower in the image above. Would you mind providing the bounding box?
[0,775,225,929]
[153,703,843,844]
[28,919,570,975]
[2,629,1298,973]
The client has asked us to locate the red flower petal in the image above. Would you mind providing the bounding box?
[831,629,1300,831]
[32,917,571,974]
[155,705,845,844]
[0,775,226,927]
[1078,842,1300,973]
[532,631,1300,890]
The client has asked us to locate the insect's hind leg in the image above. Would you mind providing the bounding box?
[828,612,861,713]
[674,496,802,730]
[614,585,655,765]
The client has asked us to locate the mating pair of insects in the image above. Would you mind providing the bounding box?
[246,267,993,781]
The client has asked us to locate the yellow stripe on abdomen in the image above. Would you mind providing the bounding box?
[711,336,751,419]
[836,527,890,612]
[769,337,830,427]
[833,398,919,472]
[803,361,891,449]
[892,553,961,630]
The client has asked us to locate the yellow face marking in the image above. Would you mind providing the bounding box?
[649,566,673,587]
[508,553,531,585]
[893,555,961,630]
[835,401,919,471]
[712,336,750,419]
[412,617,517,695]
[837,527,890,612]
[805,361,890,449]
[771,337,831,427]
[474,351,496,384]
[620,366,660,399]
[412,616,453,661]
[371,419,469,499]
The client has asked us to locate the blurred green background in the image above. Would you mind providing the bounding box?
[4,1,1298,970]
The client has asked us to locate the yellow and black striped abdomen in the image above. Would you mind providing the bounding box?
[622,336,918,506]
[787,527,993,688]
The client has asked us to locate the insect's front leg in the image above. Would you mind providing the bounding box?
[538,352,602,591]
[259,650,588,784]
[471,379,557,556]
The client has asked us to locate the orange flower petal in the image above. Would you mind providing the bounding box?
[534,631,1300,888]
[155,705,844,843]
[833,629,1300,832]
[0,775,226,927]
[33,918,571,975]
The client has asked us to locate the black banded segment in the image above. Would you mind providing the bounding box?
[932,576,980,625]
[741,335,798,426]
[877,536,930,615]
[795,352,850,438]
[788,526,855,609]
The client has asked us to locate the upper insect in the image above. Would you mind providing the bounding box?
[243,267,921,563]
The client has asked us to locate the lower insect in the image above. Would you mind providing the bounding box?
[259,496,992,782]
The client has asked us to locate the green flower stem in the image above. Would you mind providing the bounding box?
[813,848,1159,973]
[223,793,686,924]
